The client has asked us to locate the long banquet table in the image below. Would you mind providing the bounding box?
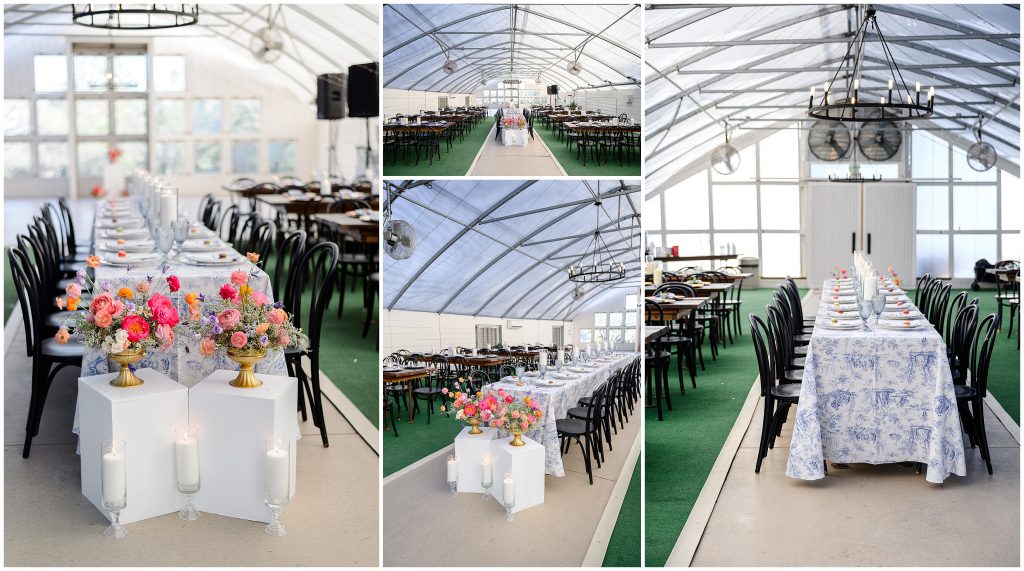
[482,352,637,477]
[786,278,966,484]
[83,201,287,387]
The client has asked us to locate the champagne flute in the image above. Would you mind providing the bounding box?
[172,217,189,255]
[871,293,885,324]
[155,227,175,264]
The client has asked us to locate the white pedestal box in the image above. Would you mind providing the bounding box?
[453,426,497,493]
[488,435,545,513]
[77,368,188,524]
[189,370,300,523]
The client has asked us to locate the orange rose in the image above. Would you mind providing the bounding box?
[255,323,270,335]
[117,287,134,299]
[55,327,70,344]
[94,310,113,328]
[66,297,80,311]
[86,255,101,268]
[184,292,199,307]
[55,297,66,310]
[246,252,260,263]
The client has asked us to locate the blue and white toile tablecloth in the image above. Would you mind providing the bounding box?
[483,352,637,477]
[786,286,966,484]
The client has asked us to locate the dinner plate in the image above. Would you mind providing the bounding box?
[549,373,575,380]
[186,226,214,238]
[180,239,228,252]
[879,313,927,322]
[183,252,244,266]
[103,252,161,265]
[817,319,862,330]
[567,367,588,373]
[98,239,155,253]
[523,371,540,377]
[101,228,150,239]
[383,367,401,373]
[882,308,924,318]
[538,380,565,387]
[96,219,144,230]
[874,320,932,331]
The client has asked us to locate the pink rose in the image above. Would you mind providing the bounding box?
[166,275,180,293]
[511,410,521,419]
[441,387,449,395]
[217,308,242,329]
[230,331,248,348]
[463,403,478,417]
[219,284,237,301]
[65,283,82,297]
[277,333,291,347]
[108,299,124,319]
[156,324,175,350]
[520,420,529,431]
[149,296,179,327]
[135,280,150,294]
[199,337,217,356]
[267,308,287,325]
[94,310,113,328]
[90,292,114,315]
[230,270,247,286]
[251,290,270,305]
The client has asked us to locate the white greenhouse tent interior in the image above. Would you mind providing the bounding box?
[383,4,641,116]
[642,4,1020,568]
[3,5,379,566]
[382,179,642,567]
[644,4,1019,287]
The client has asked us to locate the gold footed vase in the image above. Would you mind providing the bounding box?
[509,430,526,447]
[227,349,267,388]
[109,349,146,388]
[466,418,483,435]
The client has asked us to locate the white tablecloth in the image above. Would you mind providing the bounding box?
[482,352,636,477]
[502,128,528,146]
[786,284,966,484]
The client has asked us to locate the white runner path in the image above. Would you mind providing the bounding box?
[468,125,567,176]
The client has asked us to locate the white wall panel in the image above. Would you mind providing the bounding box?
[383,310,572,356]
[383,88,472,118]
[570,87,641,119]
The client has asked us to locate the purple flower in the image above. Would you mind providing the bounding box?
[198,293,206,302]
[146,274,155,283]
[161,263,170,274]
[273,301,283,309]
[126,264,134,273]
[76,269,86,280]
[259,335,269,346]
[77,276,86,285]
[250,267,260,277]
[128,364,138,372]
[100,281,112,291]
[211,324,223,335]
[125,301,136,312]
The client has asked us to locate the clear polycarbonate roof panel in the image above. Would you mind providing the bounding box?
[3,4,379,101]
[644,3,1020,191]
[384,180,641,320]
[383,4,640,92]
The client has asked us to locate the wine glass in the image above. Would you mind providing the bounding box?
[871,293,886,324]
[100,439,128,539]
[172,217,189,255]
[515,365,525,379]
[155,227,175,264]
[858,300,873,332]
[538,357,547,380]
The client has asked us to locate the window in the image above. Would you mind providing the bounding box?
[194,141,222,174]
[475,325,502,348]
[5,143,32,178]
[552,326,564,347]
[230,99,260,133]
[155,142,186,176]
[118,142,148,172]
[76,100,109,135]
[36,99,69,135]
[38,142,69,178]
[73,54,108,92]
[268,140,296,173]
[579,329,592,343]
[34,55,68,93]
[5,100,31,136]
[193,99,222,134]
[114,99,147,135]
[77,141,108,177]
[153,55,186,91]
[231,141,260,174]
[154,99,186,134]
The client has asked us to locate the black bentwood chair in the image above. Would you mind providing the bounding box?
[284,241,339,447]
[749,314,801,474]
[955,313,1000,474]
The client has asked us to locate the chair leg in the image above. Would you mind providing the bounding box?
[755,397,773,474]
[974,398,993,474]
[309,356,329,447]
[579,436,593,485]
[23,360,44,458]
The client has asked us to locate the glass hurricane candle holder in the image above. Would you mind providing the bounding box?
[446,454,458,497]
[502,473,515,522]
[264,438,291,537]
[174,426,201,521]
[100,439,128,539]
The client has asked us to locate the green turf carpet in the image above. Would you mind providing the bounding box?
[533,124,641,177]
[644,288,787,567]
[383,398,463,476]
[382,120,492,177]
[603,456,641,567]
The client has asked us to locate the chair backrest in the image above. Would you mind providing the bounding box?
[748,314,777,397]
[247,220,275,263]
[197,193,213,222]
[499,364,515,378]
[236,212,263,247]
[929,283,952,330]
[915,273,933,306]
[274,230,307,312]
[203,199,222,230]
[8,246,40,356]
[57,197,82,254]
[944,290,969,345]
[218,204,241,241]
[469,370,490,387]
[644,300,666,325]
[968,313,1000,395]
[950,303,979,383]
[292,241,339,354]
[654,283,696,297]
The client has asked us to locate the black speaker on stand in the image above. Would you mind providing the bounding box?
[316,73,347,176]
[347,63,379,176]
[548,84,558,106]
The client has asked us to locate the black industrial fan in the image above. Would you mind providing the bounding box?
[856,119,902,161]
[807,120,852,161]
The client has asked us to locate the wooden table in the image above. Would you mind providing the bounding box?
[311,212,379,243]
[645,282,731,299]
[644,297,710,322]
[383,367,436,423]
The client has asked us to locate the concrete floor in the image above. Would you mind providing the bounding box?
[468,126,566,176]
[4,318,379,566]
[687,290,1021,567]
[383,406,639,566]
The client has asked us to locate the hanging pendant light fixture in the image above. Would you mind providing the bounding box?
[568,199,626,284]
[808,6,933,123]
[72,4,199,30]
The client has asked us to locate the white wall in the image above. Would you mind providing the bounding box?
[382,310,572,356]
[383,88,473,118]
[569,87,641,119]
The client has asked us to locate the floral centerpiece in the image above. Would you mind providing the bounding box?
[501,115,527,129]
[55,257,182,387]
[441,384,542,444]
[183,254,307,388]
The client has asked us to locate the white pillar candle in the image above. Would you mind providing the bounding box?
[159,192,177,228]
[471,347,477,356]
[481,456,493,487]
[502,475,515,505]
[175,434,200,488]
[101,450,127,505]
[653,265,663,286]
[265,446,290,501]
[449,345,455,357]
[447,457,458,483]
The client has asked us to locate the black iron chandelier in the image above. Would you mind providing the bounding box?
[808,6,933,123]
[72,4,199,30]
[567,200,626,284]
